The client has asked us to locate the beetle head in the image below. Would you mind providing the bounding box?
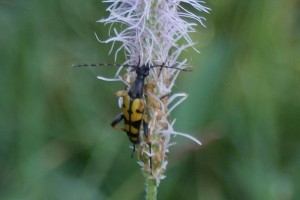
[136,64,150,77]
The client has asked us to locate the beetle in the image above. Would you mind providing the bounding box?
[111,64,152,153]
[74,62,152,148]
[73,62,190,160]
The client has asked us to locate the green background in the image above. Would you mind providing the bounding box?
[1,0,299,199]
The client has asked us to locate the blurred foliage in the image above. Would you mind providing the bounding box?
[0,0,299,199]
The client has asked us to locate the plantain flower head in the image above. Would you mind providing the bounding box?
[97,0,209,194]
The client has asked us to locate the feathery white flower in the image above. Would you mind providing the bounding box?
[98,0,209,197]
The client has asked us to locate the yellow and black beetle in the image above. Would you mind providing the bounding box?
[73,62,152,151]
[111,64,151,151]
[74,61,190,173]
[73,62,190,154]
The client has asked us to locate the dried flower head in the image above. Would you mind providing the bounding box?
[97,0,209,197]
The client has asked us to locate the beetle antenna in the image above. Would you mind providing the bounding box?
[72,63,133,68]
[152,64,192,72]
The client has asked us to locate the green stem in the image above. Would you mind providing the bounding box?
[146,177,158,200]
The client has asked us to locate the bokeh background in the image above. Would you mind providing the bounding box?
[1,0,299,199]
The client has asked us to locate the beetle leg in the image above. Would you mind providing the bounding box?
[142,118,149,139]
[111,113,125,132]
[148,142,152,175]
[115,90,128,97]
[131,145,136,158]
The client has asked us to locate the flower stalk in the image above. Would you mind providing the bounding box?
[98,0,209,198]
